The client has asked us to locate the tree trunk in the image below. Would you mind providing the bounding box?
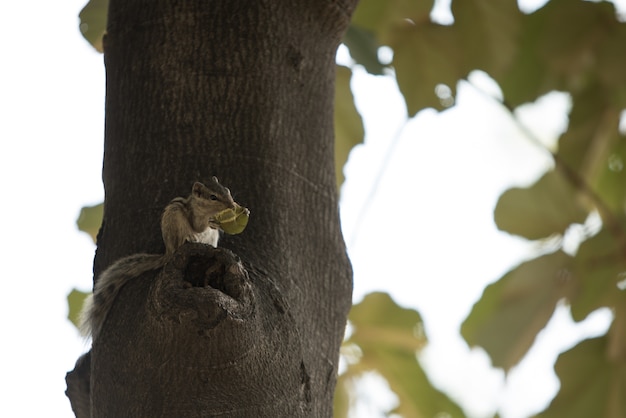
[66,0,357,416]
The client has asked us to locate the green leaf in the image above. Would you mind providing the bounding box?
[498,0,624,106]
[350,292,426,347]
[333,373,351,418]
[494,170,589,240]
[342,26,387,75]
[462,251,574,370]
[335,65,364,190]
[597,24,626,105]
[213,205,250,235]
[351,0,434,44]
[536,337,626,418]
[569,229,625,322]
[67,288,90,329]
[351,1,524,114]
[594,138,626,213]
[558,86,622,180]
[76,203,103,244]
[608,301,626,365]
[496,9,554,106]
[79,0,108,52]
[536,0,618,91]
[347,292,466,418]
[391,22,467,114]
[451,0,521,77]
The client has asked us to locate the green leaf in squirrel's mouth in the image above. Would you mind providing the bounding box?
[213,206,250,235]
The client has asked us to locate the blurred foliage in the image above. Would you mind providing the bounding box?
[461,250,576,369]
[75,0,626,417]
[494,170,589,240]
[335,66,365,190]
[67,288,90,329]
[76,203,103,244]
[70,202,98,330]
[338,292,466,418]
[340,0,626,417]
[78,0,108,52]
[536,336,626,418]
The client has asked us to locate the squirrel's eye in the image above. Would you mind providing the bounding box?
[209,194,218,201]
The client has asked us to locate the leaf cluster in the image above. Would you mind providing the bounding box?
[336,292,465,418]
[339,0,626,417]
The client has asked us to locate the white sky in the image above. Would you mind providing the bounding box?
[0,1,622,417]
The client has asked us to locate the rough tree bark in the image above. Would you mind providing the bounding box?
[66,0,357,416]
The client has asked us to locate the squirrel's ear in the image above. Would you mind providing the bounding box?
[212,176,219,184]
[192,182,205,195]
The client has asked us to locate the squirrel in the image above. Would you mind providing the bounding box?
[79,177,250,340]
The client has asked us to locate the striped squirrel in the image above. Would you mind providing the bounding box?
[79,177,250,340]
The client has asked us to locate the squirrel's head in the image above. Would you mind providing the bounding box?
[191,177,249,233]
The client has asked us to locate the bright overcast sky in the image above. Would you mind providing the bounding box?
[0,1,624,417]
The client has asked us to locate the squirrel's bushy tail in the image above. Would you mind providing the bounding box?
[79,254,166,340]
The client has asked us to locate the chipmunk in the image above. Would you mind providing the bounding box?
[79,177,250,340]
